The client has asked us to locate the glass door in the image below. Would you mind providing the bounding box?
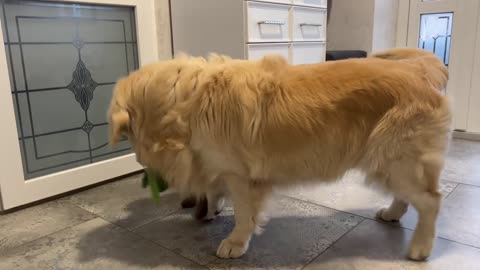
[0,0,159,209]
[405,0,480,131]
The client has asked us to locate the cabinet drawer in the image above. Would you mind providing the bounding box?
[291,7,326,41]
[293,0,327,7]
[254,0,292,4]
[291,42,325,64]
[247,43,290,62]
[246,1,290,42]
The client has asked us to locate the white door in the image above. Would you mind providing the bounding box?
[0,0,159,209]
[399,0,480,132]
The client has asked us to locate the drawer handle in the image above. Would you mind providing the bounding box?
[300,23,323,27]
[258,20,286,25]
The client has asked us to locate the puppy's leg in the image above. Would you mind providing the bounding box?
[216,178,271,259]
[204,191,225,221]
[193,191,225,221]
[376,197,408,222]
[194,195,209,220]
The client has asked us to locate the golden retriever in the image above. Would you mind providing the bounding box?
[108,48,451,261]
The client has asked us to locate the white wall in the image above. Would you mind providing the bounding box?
[327,0,375,52]
[372,0,399,51]
[154,0,173,60]
[327,0,398,54]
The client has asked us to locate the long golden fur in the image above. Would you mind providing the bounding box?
[109,48,451,260]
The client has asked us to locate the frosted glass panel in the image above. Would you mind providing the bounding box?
[1,0,137,179]
[418,13,452,66]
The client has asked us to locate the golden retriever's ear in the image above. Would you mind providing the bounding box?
[109,110,130,145]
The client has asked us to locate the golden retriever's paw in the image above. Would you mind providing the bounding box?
[216,238,249,258]
[408,241,432,261]
[375,208,400,222]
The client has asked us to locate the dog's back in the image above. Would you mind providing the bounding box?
[204,48,452,185]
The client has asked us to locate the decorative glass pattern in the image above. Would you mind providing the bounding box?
[418,13,453,66]
[1,0,138,179]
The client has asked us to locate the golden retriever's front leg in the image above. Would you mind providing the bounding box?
[216,178,271,259]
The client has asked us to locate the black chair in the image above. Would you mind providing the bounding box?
[326,50,367,61]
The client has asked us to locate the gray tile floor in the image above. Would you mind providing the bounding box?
[1,139,480,270]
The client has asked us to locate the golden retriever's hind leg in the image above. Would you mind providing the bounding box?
[405,156,443,261]
[407,190,441,261]
[216,178,271,259]
[386,157,442,261]
[376,197,408,222]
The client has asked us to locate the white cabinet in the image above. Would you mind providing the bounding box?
[291,42,326,64]
[256,0,292,4]
[293,0,327,8]
[247,43,291,61]
[291,6,327,41]
[170,0,327,65]
[246,2,290,42]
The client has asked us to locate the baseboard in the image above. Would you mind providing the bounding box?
[453,131,480,141]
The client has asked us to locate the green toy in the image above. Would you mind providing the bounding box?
[142,168,168,203]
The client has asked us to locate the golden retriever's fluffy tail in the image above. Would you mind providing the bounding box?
[371,48,449,91]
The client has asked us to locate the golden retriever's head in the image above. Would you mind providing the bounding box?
[108,56,208,194]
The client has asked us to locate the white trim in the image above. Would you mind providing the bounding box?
[0,7,25,209]
[0,0,156,209]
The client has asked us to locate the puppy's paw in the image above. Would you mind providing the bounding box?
[216,238,249,259]
[181,196,197,209]
[202,197,225,222]
[203,211,219,222]
[375,208,400,222]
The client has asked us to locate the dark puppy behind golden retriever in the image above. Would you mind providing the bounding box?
[109,48,451,260]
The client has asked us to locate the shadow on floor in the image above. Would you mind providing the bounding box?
[74,197,451,268]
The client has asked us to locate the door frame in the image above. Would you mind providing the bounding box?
[467,5,480,134]
[0,0,159,210]
[396,0,480,132]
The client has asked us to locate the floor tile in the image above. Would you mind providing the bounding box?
[135,196,362,269]
[303,219,480,270]
[0,218,204,270]
[62,174,181,230]
[380,184,480,250]
[281,170,456,220]
[0,200,95,251]
[433,184,480,248]
[281,170,480,248]
[442,139,480,186]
